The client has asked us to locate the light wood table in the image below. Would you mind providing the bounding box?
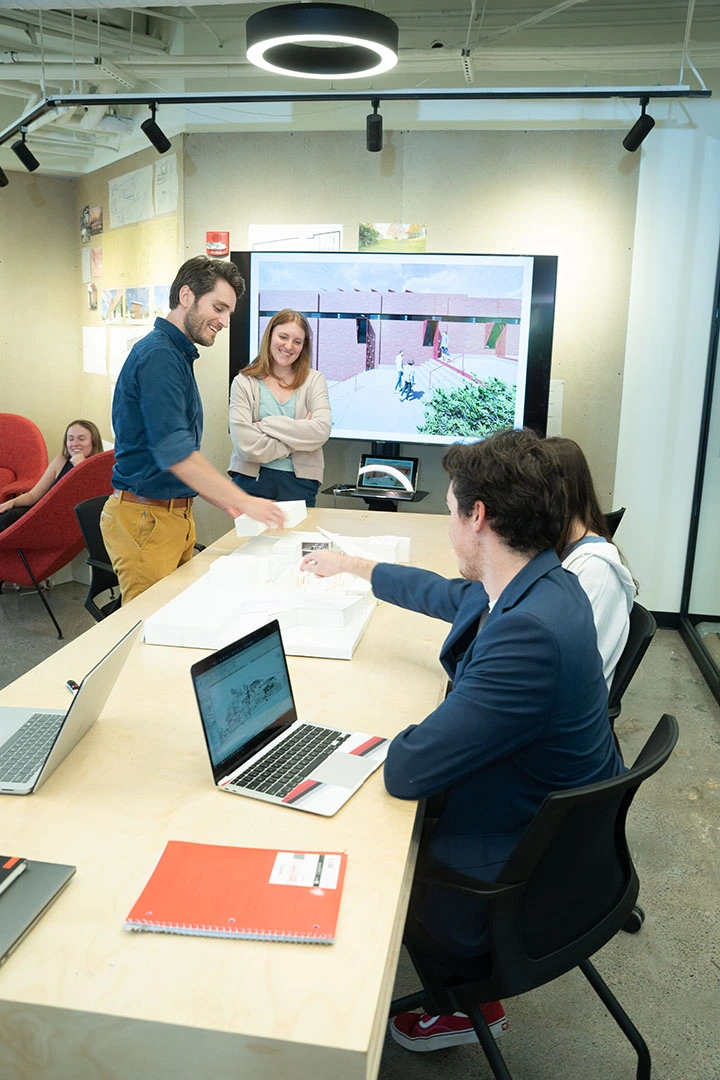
[0,508,457,1080]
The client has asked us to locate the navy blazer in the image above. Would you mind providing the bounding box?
[375,551,623,888]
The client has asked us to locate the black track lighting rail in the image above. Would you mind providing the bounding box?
[0,85,710,152]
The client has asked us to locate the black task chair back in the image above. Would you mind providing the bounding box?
[604,506,626,538]
[74,496,121,621]
[491,713,677,992]
[608,601,657,724]
[395,714,678,1080]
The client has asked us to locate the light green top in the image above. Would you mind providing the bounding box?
[258,382,297,472]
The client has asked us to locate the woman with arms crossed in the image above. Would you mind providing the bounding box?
[0,418,103,533]
[546,436,636,689]
[228,310,331,507]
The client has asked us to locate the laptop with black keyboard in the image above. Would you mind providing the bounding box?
[191,619,389,816]
[0,622,142,795]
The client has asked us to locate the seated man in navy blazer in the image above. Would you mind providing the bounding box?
[300,428,623,1052]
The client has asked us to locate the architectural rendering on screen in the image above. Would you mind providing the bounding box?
[231,251,556,447]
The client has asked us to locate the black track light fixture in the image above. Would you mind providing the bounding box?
[11,128,39,172]
[0,166,8,188]
[141,103,172,155]
[366,98,382,153]
[623,97,655,152]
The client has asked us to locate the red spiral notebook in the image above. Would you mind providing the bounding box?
[124,840,347,944]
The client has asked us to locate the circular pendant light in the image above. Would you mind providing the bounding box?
[246,3,399,80]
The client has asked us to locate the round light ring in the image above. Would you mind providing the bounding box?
[246,3,399,80]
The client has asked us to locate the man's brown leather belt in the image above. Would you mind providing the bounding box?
[113,489,193,509]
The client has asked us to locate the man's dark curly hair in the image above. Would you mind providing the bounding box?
[169,256,245,309]
[442,428,567,556]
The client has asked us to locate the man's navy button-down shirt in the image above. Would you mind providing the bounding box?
[111,317,202,499]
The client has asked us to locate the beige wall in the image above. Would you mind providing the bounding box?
[0,173,80,457]
[74,144,183,442]
[182,129,639,540]
[2,128,639,547]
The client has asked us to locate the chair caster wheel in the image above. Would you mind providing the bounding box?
[622,904,645,934]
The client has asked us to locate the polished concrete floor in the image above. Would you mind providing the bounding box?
[1,588,718,1079]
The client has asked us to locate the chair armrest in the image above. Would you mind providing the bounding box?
[413,848,517,900]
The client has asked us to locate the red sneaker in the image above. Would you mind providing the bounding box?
[390,1001,508,1052]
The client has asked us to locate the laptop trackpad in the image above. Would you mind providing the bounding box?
[310,751,374,789]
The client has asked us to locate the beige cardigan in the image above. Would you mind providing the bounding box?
[228,369,332,483]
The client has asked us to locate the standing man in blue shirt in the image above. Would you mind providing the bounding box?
[300,428,623,1051]
[101,256,283,603]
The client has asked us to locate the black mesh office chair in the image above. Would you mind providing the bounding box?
[604,507,626,538]
[390,713,678,1080]
[74,496,121,621]
[609,602,657,728]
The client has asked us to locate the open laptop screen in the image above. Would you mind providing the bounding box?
[357,455,419,493]
[191,621,296,776]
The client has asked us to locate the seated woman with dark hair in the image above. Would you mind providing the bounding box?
[545,436,636,689]
[0,418,103,533]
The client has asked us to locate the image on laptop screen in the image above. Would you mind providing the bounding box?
[193,624,295,769]
[357,455,418,492]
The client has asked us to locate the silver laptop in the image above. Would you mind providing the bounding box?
[191,619,389,816]
[355,454,419,500]
[0,621,142,795]
[0,860,76,967]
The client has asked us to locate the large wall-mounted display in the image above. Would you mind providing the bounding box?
[230,251,557,446]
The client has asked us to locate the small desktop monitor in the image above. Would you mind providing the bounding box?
[229,250,557,446]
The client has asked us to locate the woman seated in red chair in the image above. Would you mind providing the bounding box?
[0,419,103,533]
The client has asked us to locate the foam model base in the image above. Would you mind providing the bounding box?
[142,531,410,659]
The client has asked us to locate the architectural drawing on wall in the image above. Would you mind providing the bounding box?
[154,155,178,214]
[80,205,91,244]
[87,283,98,311]
[109,326,145,380]
[109,164,155,228]
[249,224,342,252]
[125,287,150,322]
[82,326,107,375]
[153,284,171,316]
[81,247,91,284]
[91,247,103,279]
[89,206,103,235]
[101,288,125,323]
[358,223,427,252]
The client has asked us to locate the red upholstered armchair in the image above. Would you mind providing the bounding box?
[0,449,115,638]
[0,412,49,503]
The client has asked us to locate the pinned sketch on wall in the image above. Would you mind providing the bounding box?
[81,247,92,283]
[102,288,125,323]
[153,284,171,316]
[91,246,103,279]
[249,224,343,252]
[89,206,103,235]
[80,205,92,244]
[109,164,154,228]
[82,327,107,375]
[358,223,427,253]
[126,286,150,323]
[87,283,98,311]
[109,326,145,381]
[154,155,178,214]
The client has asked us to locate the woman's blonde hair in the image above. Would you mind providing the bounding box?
[61,419,103,460]
[242,309,312,390]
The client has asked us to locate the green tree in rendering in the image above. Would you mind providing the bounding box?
[358,223,382,249]
[417,378,516,438]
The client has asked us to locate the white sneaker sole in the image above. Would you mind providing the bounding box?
[389,1016,508,1053]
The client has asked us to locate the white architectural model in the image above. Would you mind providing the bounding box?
[142,531,411,659]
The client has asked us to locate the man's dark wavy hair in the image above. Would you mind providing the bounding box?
[442,428,566,556]
[169,256,245,309]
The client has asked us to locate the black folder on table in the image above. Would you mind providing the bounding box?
[0,859,75,966]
